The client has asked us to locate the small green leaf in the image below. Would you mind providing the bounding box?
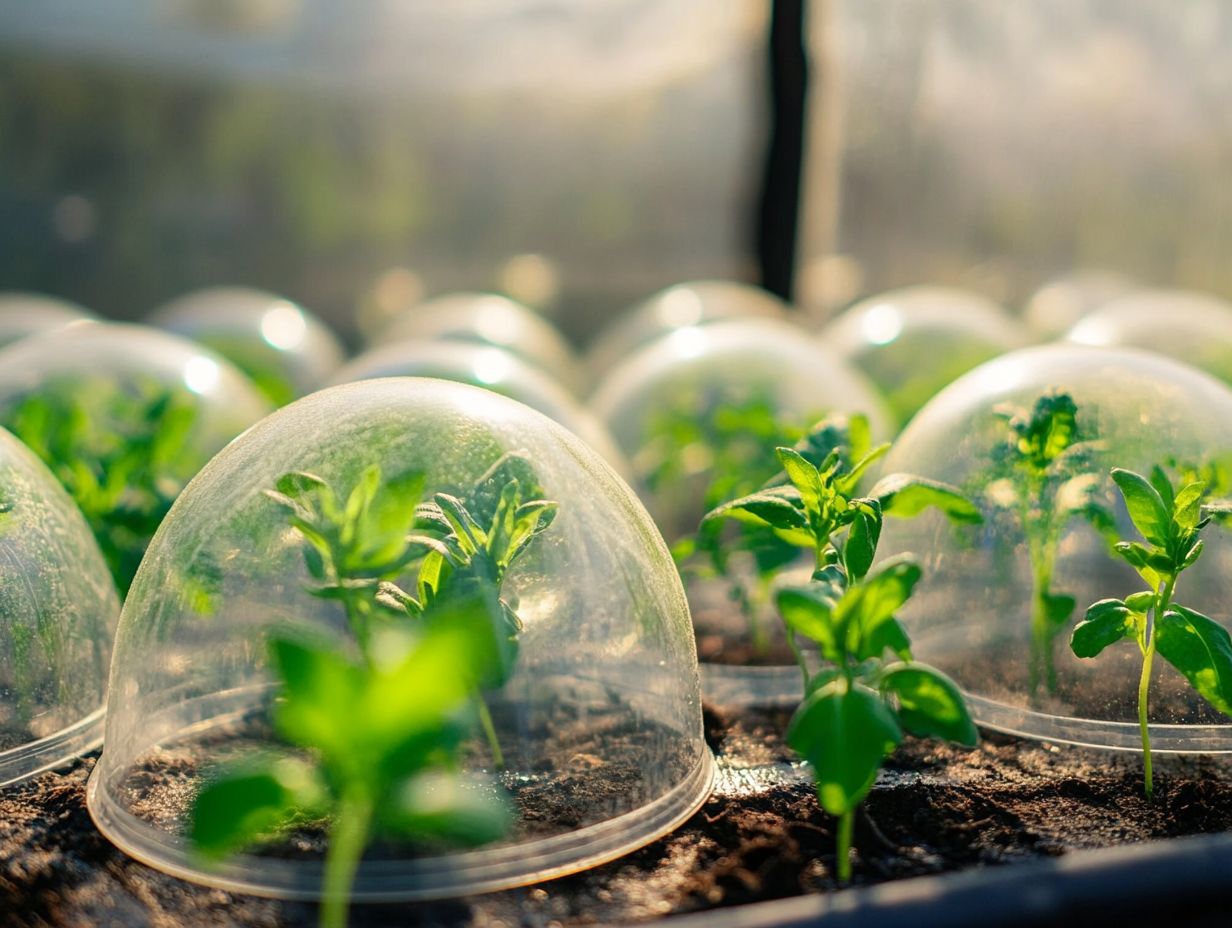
[701,488,806,533]
[842,499,882,581]
[1155,605,1232,717]
[1173,481,1206,532]
[861,615,913,663]
[1042,592,1076,628]
[1113,541,1161,590]
[269,636,364,755]
[190,756,327,860]
[776,447,823,514]
[1112,468,1171,548]
[881,663,978,746]
[1070,599,1137,658]
[871,474,983,524]
[835,556,921,656]
[777,585,841,660]
[786,681,902,816]
[1182,538,1205,569]
[382,771,512,846]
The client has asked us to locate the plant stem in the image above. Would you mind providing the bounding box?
[320,789,374,928]
[786,629,809,691]
[836,808,855,883]
[473,692,505,769]
[1139,572,1177,800]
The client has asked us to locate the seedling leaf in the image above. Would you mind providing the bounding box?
[1112,468,1171,548]
[872,473,983,524]
[882,663,978,746]
[1070,599,1137,658]
[1155,605,1232,716]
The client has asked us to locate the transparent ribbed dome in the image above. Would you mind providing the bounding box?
[590,317,891,702]
[87,378,712,900]
[376,293,584,395]
[0,292,95,349]
[1022,270,1134,339]
[1066,289,1232,386]
[0,323,272,594]
[149,287,346,406]
[586,280,789,380]
[822,285,1029,428]
[328,340,628,476]
[0,427,120,786]
[877,344,1232,751]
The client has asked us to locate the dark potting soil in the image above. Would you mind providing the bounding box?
[693,603,799,667]
[6,703,1232,927]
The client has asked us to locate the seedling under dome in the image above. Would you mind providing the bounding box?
[0,426,120,787]
[876,343,1232,752]
[328,343,629,477]
[585,280,789,380]
[589,317,892,703]
[87,378,713,902]
[821,285,1029,428]
[374,292,586,395]
[150,286,346,407]
[0,322,273,595]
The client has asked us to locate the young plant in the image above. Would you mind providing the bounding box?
[1069,466,1232,797]
[701,413,981,678]
[6,381,199,594]
[780,557,978,883]
[191,619,512,928]
[985,391,1115,698]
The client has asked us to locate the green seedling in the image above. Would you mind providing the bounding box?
[701,413,981,677]
[191,620,511,928]
[986,392,1115,698]
[6,382,199,594]
[780,559,977,883]
[1070,466,1232,798]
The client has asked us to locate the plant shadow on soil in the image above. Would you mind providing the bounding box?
[6,703,1232,928]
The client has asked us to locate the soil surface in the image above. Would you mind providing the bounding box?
[6,705,1232,927]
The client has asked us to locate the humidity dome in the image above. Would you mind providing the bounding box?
[328,340,628,476]
[586,280,789,379]
[822,285,1028,428]
[87,378,712,901]
[1023,269,1133,339]
[375,292,585,394]
[0,292,95,349]
[0,427,119,786]
[590,317,891,700]
[0,322,272,594]
[149,286,346,406]
[877,343,1232,751]
[1066,289,1232,386]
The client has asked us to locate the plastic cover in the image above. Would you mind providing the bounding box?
[877,344,1232,751]
[0,292,95,349]
[87,378,712,899]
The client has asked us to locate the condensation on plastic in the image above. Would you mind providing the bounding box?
[87,378,713,900]
[373,293,586,395]
[878,344,1232,752]
[0,292,95,349]
[585,280,789,382]
[328,340,629,478]
[590,317,891,705]
[0,427,120,787]
[150,287,346,406]
[1066,289,1232,387]
[821,286,1029,429]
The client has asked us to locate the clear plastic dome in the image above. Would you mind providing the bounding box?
[0,322,273,594]
[0,292,95,349]
[87,378,712,900]
[1022,270,1134,339]
[821,285,1029,428]
[376,293,585,395]
[877,344,1232,751]
[0,427,120,786]
[585,280,789,380]
[328,340,629,477]
[149,286,346,406]
[1066,289,1232,386]
[590,317,891,700]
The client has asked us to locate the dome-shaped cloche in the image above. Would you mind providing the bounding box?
[822,285,1028,428]
[0,322,273,594]
[586,280,789,380]
[1023,269,1133,339]
[149,286,346,406]
[0,292,95,349]
[375,292,584,394]
[877,344,1232,751]
[0,426,119,786]
[87,378,712,900]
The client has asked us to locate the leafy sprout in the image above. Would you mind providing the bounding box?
[985,391,1115,697]
[1069,466,1232,798]
[5,381,199,594]
[701,412,981,679]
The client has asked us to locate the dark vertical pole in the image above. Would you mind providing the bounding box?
[757,0,809,303]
